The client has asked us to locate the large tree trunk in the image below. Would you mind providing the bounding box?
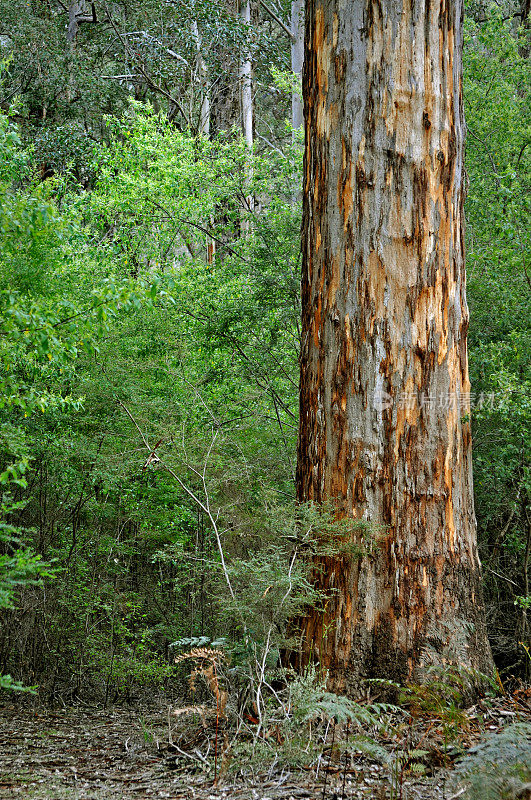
[296,0,493,693]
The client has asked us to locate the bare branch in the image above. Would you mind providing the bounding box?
[102,3,189,124]
[117,401,236,601]
[259,0,295,41]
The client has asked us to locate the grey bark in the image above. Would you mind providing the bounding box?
[192,20,210,136]
[290,0,304,131]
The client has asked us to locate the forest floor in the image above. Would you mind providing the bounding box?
[0,692,530,800]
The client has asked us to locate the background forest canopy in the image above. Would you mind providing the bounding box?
[0,0,529,703]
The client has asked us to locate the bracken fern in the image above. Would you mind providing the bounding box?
[451,723,531,800]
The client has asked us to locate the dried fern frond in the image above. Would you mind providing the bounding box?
[201,664,228,716]
[170,704,209,728]
[171,704,209,718]
[188,663,228,717]
[174,647,226,665]
[175,647,229,718]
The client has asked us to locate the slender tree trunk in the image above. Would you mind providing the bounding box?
[66,1,82,102]
[240,0,253,151]
[66,2,97,102]
[192,20,211,137]
[296,0,493,693]
[240,0,254,230]
[211,0,240,134]
[191,19,216,264]
[290,0,304,131]
[519,0,530,59]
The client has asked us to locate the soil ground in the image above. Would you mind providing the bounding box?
[0,693,529,800]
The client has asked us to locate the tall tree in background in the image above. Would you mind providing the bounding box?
[296,0,494,691]
[240,0,254,229]
[290,0,304,131]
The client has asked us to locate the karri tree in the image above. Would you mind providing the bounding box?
[296,0,494,691]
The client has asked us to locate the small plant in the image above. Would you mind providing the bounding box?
[514,596,531,612]
[174,645,228,717]
[451,723,531,800]
[397,663,497,757]
[172,644,229,780]
[288,665,392,729]
[400,668,470,752]
[138,717,156,745]
[368,665,498,799]
[262,666,399,773]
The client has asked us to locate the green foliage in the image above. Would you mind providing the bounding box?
[0,673,36,693]
[0,1,528,709]
[0,109,71,675]
[452,723,531,800]
[270,66,302,100]
[0,0,291,170]
[464,7,531,671]
[0,104,169,694]
[287,666,394,728]
[0,92,304,698]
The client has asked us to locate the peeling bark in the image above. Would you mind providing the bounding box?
[296,0,493,693]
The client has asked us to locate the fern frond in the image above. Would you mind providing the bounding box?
[451,723,531,800]
[174,647,226,665]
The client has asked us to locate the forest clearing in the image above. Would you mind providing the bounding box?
[0,0,529,797]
